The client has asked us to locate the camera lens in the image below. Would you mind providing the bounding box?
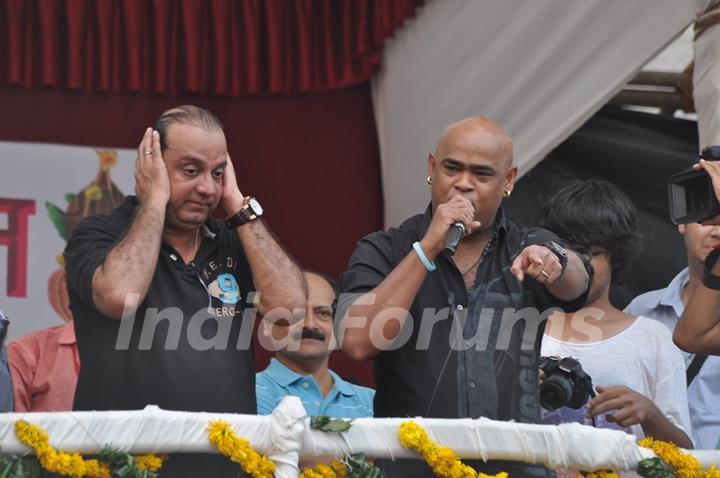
[686,176,711,211]
[539,375,574,410]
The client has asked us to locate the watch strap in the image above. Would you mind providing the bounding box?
[224,197,259,229]
[541,241,568,274]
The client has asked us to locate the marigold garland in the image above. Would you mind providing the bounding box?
[638,437,720,478]
[207,420,276,478]
[398,421,507,478]
[299,459,348,478]
[15,420,110,478]
[134,453,166,472]
[583,471,619,477]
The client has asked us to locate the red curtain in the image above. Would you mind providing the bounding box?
[0,0,413,385]
[0,0,421,94]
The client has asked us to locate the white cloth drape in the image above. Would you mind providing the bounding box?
[373,0,703,227]
[2,398,720,478]
[695,23,720,148]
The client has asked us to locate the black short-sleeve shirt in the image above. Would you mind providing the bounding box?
[64,196,257,414]
[339,206,589,477]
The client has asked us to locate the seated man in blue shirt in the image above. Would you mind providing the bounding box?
[256,271,374,417]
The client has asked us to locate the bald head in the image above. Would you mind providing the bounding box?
[436,117,513,168]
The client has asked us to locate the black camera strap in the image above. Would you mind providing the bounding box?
[686,354,708,386]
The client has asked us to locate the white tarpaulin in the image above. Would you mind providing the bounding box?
[373,0,703,227]
[0,142,135,340]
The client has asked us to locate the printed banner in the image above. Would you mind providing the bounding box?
[0,141,135,341]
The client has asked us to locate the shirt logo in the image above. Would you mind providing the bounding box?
[207,273,240,305]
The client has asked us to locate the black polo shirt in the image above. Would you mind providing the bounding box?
[65,196,256,414]
[339,206,589,477]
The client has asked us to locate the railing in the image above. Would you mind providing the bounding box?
[1,397,718,478]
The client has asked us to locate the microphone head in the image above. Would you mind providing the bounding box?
[445,222,465,255]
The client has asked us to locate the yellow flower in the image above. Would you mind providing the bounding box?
[208,420,275,478]
[638,437,710,478]
[706,465,720,478]
[299,459,348,478]
[135,453,166,472]
[398,421,507,478]
[15,420,112,478]
[583,471,619,478]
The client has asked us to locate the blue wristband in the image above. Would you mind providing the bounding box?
[413,241,436,272]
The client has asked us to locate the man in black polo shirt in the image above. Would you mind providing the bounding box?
[339,117,591,477]
[64,105,305,477]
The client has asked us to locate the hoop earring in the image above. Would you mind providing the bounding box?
[426,175,432,185]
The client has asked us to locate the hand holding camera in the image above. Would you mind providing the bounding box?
[669,146,720,224]
[540,356,656,427]
[539,356,595,410]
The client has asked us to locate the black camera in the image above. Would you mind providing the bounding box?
[668,146,720,224]
[539,356,595,410]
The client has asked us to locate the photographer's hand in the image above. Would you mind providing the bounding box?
[586,385,692,448]
[674,160,720,354]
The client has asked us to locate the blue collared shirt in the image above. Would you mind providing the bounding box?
[625,268,690,349]
[625,267,720,449]
[256,358,374,417]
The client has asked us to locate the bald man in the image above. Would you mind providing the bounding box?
[339,117,591,477]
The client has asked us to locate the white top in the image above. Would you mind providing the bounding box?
[541,316,692,443]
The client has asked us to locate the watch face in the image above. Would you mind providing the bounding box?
[249,198,263,215]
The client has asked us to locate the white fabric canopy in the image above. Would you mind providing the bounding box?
[373,0,703,227]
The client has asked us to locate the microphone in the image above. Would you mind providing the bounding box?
[445,222,465,254]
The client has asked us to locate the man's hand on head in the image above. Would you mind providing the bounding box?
[135,128,170,207]
[222,154,245,215]
[510,244,562,284]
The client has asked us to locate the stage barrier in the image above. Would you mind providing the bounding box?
[1,397,718,478]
